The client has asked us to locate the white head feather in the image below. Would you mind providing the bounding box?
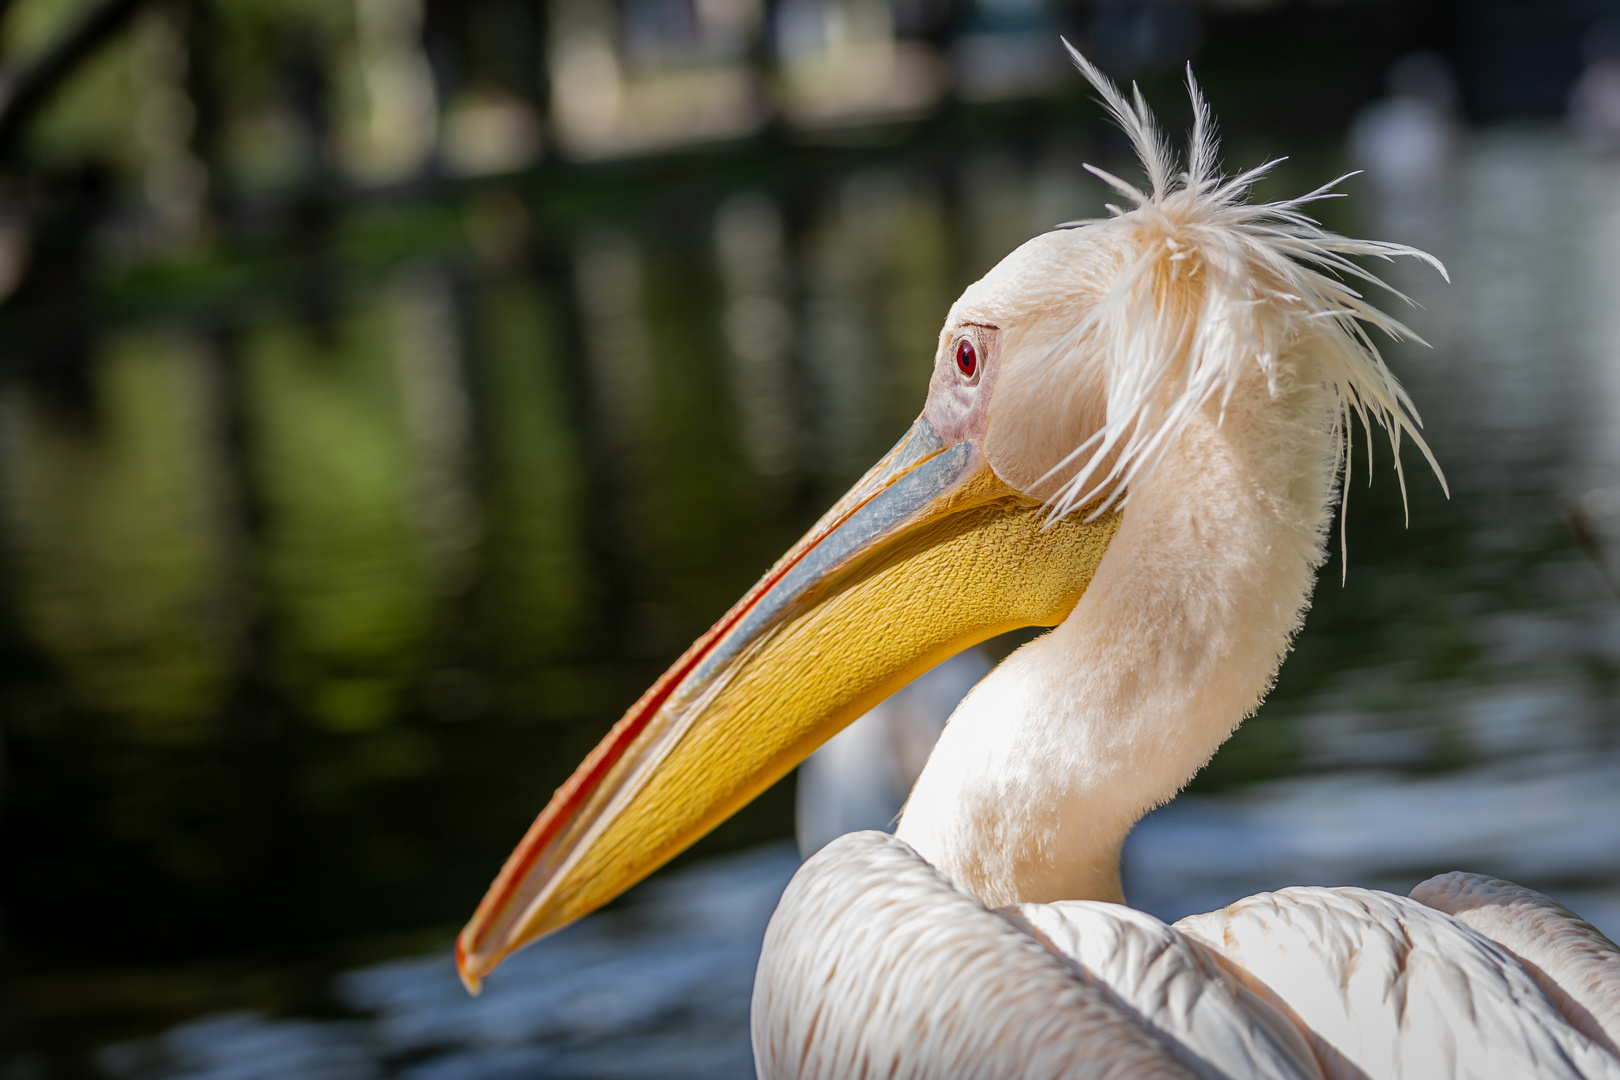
[1042,43,1448,542]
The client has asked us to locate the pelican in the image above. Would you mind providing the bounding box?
[457,49,1620,1079]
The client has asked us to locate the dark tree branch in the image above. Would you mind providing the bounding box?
[0,0,155,160]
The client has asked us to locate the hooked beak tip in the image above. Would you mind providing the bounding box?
[456,933,484,995]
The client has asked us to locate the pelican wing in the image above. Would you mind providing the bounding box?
[1175,887,1620,1080]
[1008,900,1327,1080]
[754,831,1324,1080]
[1411,872,1620,1057]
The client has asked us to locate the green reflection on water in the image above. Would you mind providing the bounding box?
[248,300,437,734]
[2,330,229,742]
[469,279,591,712]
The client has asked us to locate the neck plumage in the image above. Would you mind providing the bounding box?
[895,366,1336,908]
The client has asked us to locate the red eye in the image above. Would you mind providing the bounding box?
[955,338,978,379]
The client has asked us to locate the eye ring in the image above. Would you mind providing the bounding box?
[955,337,978,380]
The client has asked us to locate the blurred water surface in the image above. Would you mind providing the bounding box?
[0,101,1106,1068]
[5,65,1620,1080]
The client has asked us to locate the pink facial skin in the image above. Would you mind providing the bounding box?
[924,323,1003,448]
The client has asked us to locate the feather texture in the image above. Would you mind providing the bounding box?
[1177,887,1620,1080]
[1043,42,1448,549]
[752,831,1200,1080]
[1410,872,1620,1057]
[757,834,1620,1080]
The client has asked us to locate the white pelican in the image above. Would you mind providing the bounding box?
[457,48,1620,1079]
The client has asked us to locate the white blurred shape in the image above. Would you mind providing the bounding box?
[1348,51,1459,200]
[549,0,762,159]
[796,648,992,857]
[352,0,439,179]
[952,0,1063,103]
[1574,18,1620,154]
[131,8,207,236]
[1573,61,1620,154]
[441,91,542,177]
[774,0,943,127]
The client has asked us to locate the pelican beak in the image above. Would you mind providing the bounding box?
[456,416,1120,991]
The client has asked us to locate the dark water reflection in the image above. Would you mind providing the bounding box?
[5,122,1620,1070]
[0,138,1098,1065]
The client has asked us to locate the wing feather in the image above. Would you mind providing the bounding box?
[1176,886,1620,1080]
[753,832,1202,1080]
[1008,900,1327,1080]
[1411,872,1620,1058]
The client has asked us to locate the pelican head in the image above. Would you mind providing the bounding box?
[456,46,1444,991]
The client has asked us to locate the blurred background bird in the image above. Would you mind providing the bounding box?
[8,2,1620,1078]
[794,648,991,858]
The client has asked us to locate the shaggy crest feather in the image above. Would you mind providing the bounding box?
[1044,43,1448,551]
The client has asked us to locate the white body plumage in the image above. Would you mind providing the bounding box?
[754,833,1620,1079]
